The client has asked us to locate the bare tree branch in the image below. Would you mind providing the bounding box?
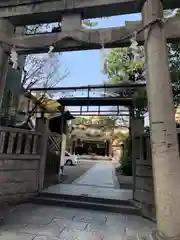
[17,23,69,124]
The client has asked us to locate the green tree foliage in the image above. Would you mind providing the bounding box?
[105,47,147,117]
[73,117,90,125]
[105,8,180,109]
[119,150,132,176]
[164,9,180,108]
[168,43,180,108]
[106,47,145,83]
[105,43,180,110]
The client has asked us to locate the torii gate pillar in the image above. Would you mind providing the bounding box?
[142,0,180,238]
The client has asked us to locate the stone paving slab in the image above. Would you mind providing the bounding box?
[3,214,54,226]
[34,237,60,240]
[0,232,35,240]
[0,203,156,240]
[52,219,88,231]
[72,214,107,224]
[33,237,59,240]
[58,229,106,240]
[0,223,27,233]
[42,183,132,200]
[21,222,63,237]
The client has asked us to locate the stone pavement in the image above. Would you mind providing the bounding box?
[73,163,117,188]
[42,183,132,201]
[43,162,132,200]
[0,203,156,239]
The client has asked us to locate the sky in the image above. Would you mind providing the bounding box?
[60,13,141,87]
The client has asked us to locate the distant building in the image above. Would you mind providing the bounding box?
[69,124,112,157]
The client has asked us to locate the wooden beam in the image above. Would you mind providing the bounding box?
[0,0,179,26]
[7,17,180,54]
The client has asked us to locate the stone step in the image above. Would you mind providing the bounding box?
[39,192,132,206]
[32,196,140,215]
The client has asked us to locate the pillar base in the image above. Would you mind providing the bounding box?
[142,231,180,240]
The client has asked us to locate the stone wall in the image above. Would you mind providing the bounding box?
[0,127,42,204]
[0,156,40,204]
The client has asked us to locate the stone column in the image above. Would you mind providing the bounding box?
[61,13,82,31]
[0,19,14,111]
[142,0,180,238]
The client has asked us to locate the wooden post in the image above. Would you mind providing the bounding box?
[142,0,180,238]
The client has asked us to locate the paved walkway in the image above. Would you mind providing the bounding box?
[0,203,156,239]
[73,162,117,188]
[43,162,132,200]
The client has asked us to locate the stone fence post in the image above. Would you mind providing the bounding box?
[36,117,49,191]
[131,117,144,199]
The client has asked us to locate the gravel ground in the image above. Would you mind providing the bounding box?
[60,160,96,184]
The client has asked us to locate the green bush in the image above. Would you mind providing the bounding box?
[120,150,132,176]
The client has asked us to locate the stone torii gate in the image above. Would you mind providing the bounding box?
[0,0,180,239]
